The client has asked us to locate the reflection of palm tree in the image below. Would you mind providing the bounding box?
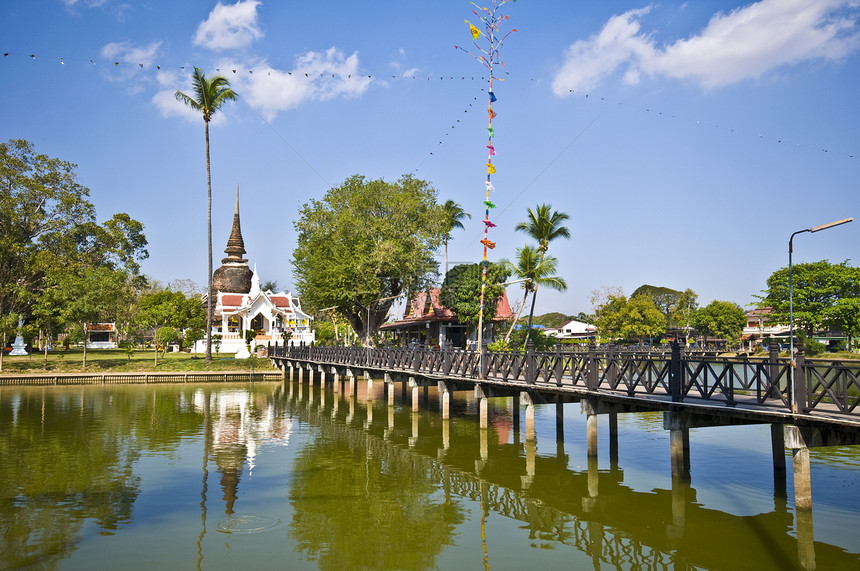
[514,204,571,344]
[175,67,238,362]
[502,245,567,346]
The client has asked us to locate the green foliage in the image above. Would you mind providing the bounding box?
[594,292,666,342]
[137,288,204,331]
[292,174,444,340]
[439,262,510,334]
[631,285,698,329]
[690,300,746,345]
[155,326,178,352]
[212,334,222,355]
[757,260,860,335]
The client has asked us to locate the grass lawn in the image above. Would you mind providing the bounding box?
[0,348,275,375]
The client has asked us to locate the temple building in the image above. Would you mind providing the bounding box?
[197,190,314,356]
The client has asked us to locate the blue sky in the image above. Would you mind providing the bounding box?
[2,0,858,317]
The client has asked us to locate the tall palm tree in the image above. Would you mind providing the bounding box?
[175,67,238,362]
[502,245,567,346]
[514,204,571,344]
[441,199,470,276]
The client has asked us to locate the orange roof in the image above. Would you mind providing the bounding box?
[221,294,245,307]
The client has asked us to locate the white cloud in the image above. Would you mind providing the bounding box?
[553,0,860,94]
[99,40,162,86]
[194,0,263,51]
[225,48,372,120]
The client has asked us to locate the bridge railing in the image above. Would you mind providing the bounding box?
[268,342,859,416]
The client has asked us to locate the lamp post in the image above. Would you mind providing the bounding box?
[788,218,853,368]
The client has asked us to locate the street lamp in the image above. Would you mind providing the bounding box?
[788,217,852,367]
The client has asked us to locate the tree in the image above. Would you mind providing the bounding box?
[824,298,860,350]
[500,245,567,346]
[631,285,698,330]
[514,204,571,342]
[137,288,205,365]
[1,139,149,365]
[292,174,444,344]
[758,260,860,337]
[594,291,666,343]
[690,300,746,345]
[440,262,510,335]
[440,199,470,276]
[175,67,238,363]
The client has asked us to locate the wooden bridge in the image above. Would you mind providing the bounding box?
[268,341,860,518]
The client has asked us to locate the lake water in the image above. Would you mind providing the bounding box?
[1,379,858,570]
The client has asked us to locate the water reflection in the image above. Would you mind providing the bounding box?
[0,380,858,569]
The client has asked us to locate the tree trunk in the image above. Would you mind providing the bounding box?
[82,324,88,369]
[523,283,540,350]
[204,121,213,362]
[504,291,529,344]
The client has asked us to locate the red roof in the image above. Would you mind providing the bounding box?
[271,295,291,308]
[221,294,244,307]
[382,288,513,330]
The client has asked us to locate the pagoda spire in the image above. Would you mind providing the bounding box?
[222,184,247,263]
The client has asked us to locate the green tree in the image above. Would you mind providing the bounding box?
[631,285,698,330]
[500,245,567,346]
[137,288,205,365]
[292,174,444,343]
[690,300,746,345]
[514,204,571,343]
[155,326,178,355]
[440,262,510,336]
[440,199,470,275]
[824,298,860,351]
[594,291,666,343]
[175,67,238,363]
[757,260,860,336]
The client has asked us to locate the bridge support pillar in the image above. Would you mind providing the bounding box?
[663,412,691,481]
[347,370,356,397]
[438,382,450,419]
[609,411,619,470]
[385,374,395,407]
[366,376,373,401]
[520,392,535,441]
[331,367,340,391]
[784,425,813,510]
[297,375,304,400]
[556,400,564,443]
[318,366,326,388]
[581,399,599,459]
[298,364,304,384]
[476,385,488,429]
[409,377,419,411]
[512,395,520,433]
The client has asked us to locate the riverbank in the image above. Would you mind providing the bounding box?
[0,348,271,375]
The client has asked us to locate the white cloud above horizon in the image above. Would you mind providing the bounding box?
[152,48,371,122]
[194,0,263,51]
[229,48,372,121]
[552,0,860,94]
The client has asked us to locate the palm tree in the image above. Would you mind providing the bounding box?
[175,67,238,362]
[514,204,571,344]
[441,200,470,276]
[502,245,567,346]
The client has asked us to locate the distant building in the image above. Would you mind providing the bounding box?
[197,190,314,356]
[86,323,117,349]
[380,288,513,348]
[742,307,789,349]
[545,319,597,340]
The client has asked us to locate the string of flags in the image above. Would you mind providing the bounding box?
[3,50,855,160]
[457,0,516,347]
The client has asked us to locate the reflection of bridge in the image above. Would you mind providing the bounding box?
[281,377,858,570]
[269,343,860,562]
